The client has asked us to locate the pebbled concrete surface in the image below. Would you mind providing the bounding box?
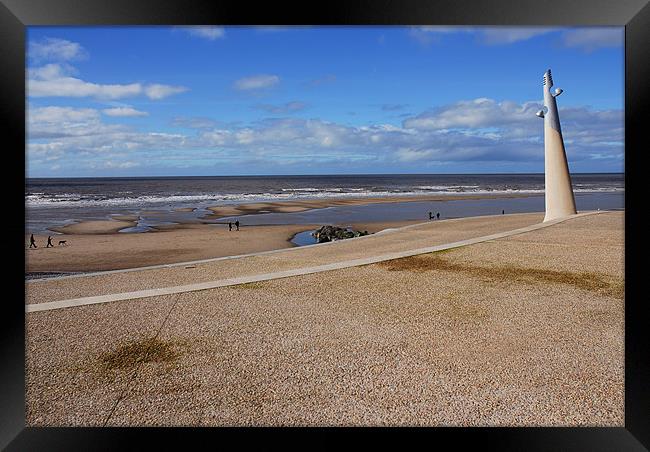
[26,211,624,426]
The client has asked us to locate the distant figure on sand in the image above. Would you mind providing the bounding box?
[29,234,37,248]
[235,220,240,231]
[428,211,433,220]
[46,236,54,248]
[436,212,440,220]
[502,210,505,215]
[228,222,232,231]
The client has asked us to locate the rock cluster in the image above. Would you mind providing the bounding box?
[312,225,370,243]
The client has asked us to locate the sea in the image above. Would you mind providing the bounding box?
[25,173,624,234]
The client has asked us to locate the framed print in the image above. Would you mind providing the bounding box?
[2,0,648,449]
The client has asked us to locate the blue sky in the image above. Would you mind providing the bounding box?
[26,26,624,177]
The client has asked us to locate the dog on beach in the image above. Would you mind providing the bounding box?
[58,240,67,246]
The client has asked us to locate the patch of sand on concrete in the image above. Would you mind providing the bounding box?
[99,337,184,371]
[376,254,624,298]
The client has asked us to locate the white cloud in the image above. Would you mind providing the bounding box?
[180,26,226,40]
[28,106,127,139]
[29,37,87,61]
[102,107,149,117]
[562,28,623,51]
[29,77,141,100]
[27,63,140,99]
[27,98,623,171]
[29,106,100,123]
[28,63,73,79]
[144,84,188,100]
[234,74,280,91]
[403,98,540,130]
[27,63,187,100]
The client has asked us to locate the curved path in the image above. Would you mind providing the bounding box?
[26,211,601,313]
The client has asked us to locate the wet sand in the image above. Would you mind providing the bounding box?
[204,193,535,218]
[49,220,137,235]
[26,224,315,273]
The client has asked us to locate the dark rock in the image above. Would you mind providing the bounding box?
[312,225,370,243]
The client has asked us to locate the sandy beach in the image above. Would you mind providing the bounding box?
[25,224,314,273]
[25,220,422,273]
[25,211,624,426]
[25,192,547,274]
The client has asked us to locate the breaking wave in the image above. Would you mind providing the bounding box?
[26,185,623,208]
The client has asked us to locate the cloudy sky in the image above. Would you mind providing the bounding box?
[26,26,624,177]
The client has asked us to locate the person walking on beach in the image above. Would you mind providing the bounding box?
[429,211,433,220]
[436,212,440,220]
[228,222,232,231]
[46,236,54,248]
[29,234,37,248]
[235,220,240,231]
[502,209,505,215]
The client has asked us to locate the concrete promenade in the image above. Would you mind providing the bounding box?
[25,211,624,426]
[27,211,600,313]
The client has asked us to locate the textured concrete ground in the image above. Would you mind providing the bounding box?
[25,212,624,426]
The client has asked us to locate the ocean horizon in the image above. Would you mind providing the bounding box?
[25,173,624,233]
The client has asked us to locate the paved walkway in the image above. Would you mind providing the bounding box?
[26,212,600,313]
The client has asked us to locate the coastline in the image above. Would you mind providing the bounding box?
[25,188,623,273]
[39,192,542,236]
[34,193,541,235]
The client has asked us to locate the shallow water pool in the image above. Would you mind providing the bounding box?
[290,230,318,246]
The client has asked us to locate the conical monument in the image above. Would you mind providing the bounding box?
[536,69,577,222]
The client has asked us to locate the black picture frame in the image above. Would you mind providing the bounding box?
[3,0,648,449]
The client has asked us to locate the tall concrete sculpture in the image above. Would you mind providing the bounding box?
[536,69,577,222]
